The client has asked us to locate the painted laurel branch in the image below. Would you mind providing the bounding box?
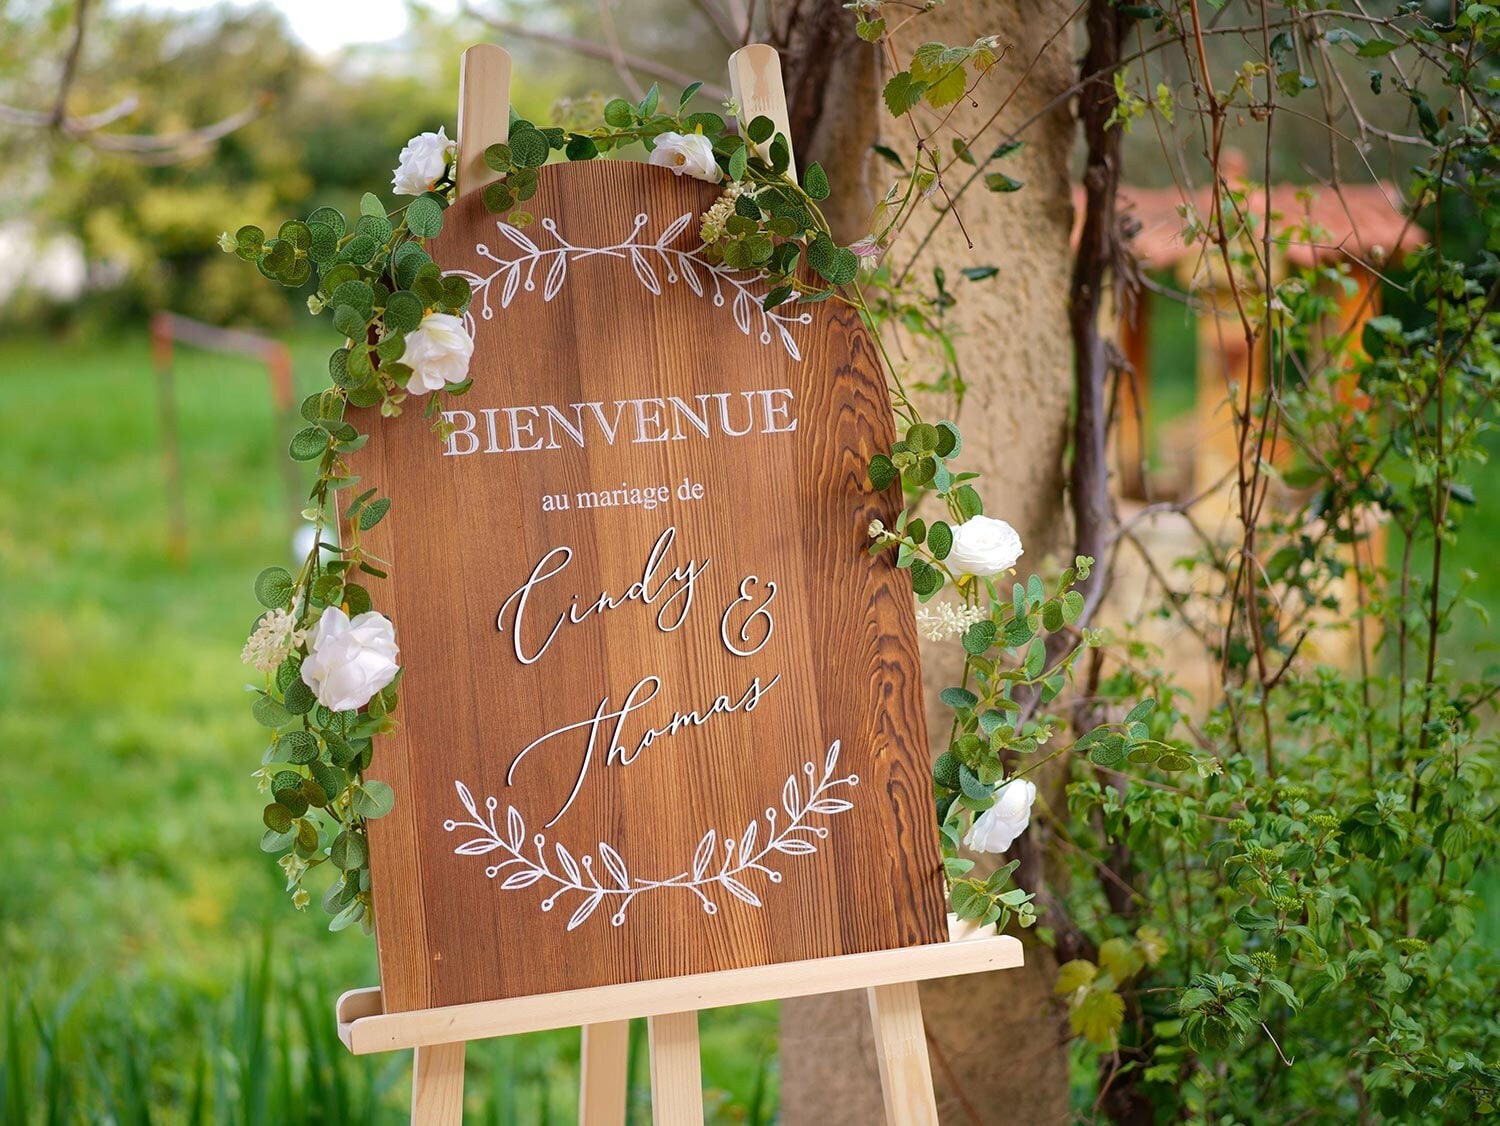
[447,211,813,360]
[443,741,858,931]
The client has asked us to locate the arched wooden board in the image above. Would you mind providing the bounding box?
[354,161,947,1012]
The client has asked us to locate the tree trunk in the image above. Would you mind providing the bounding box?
[770,2,1079,1122]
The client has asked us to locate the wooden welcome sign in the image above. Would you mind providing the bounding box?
[357,149,948,1013]
[337,46,1022,1126]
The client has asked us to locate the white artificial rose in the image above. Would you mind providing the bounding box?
[648,131,722,183]
[392,127,455,196]
[299,606,400,712]
[946,515,1024,578]
[402,312,474,394]
[963,778,1037,854]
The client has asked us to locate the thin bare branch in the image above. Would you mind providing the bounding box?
[460,1,730,103]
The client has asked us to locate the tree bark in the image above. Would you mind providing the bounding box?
[771,2,1080,1122]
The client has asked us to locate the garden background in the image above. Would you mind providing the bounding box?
[2,0,1497,1122]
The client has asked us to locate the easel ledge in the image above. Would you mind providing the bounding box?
[337,916,1021,1053]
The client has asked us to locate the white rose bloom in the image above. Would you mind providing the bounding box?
[946,515,1024,578]
[392,127,456,196]
[964,778,1037,854]
[648,131,722,183]
[299,606,400,712]
[402,312,474,394]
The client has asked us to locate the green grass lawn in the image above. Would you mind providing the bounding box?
[0,328,776,1124]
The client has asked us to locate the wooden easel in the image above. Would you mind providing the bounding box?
[333,42,1026,1125]
[338,912,1022,1124]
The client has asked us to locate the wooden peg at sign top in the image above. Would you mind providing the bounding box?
[457,43,513,199]
[727,43,795,181]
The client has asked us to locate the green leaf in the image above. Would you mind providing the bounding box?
[639,83,660,117]
[263,803,294,832]
[1356,38,1399,57]
[1055,959,1098,996]
[255,566,295,608]
[289,427,329,462]
[1071,988,1125,1048]
[282,681,315,718]
[962,619,997,655]
[1125,698,1156,724]
[565,134,599,161]
[746,115,775,144]
[984,172,1024,193]
[483,182,516,214]
[603,98,634,126]
[483,142,512,171]
[883,72,926,117]
[1024,637,1045,678]
[962,266,999,281]
[928,520,953,560]
[510,128,549,169]
[253,695,292,729]
[281,729,318,763]
[353,780,396,819]
[1088,736,1126,767]
[308,207,346,236]
[803,162,830,200]
[869,454,897,491]
[383,290,424,333]
[359,192,384,217]
[956,484,983,519]
[405,196,443,238]
[359,497,392,531]
[940,686,979,710]
[329,830,368,871]
[910,560,941,597]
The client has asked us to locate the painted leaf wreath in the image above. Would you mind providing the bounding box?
[442,741,858,929]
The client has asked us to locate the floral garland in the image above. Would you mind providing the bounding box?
[233,68,1173,935]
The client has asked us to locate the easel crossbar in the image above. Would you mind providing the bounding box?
[337,932,1022,1054]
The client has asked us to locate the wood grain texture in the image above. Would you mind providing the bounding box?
[335,930,1024,1053]
[727,45,796,179]
[354,160,946,1012]
[648,1011,704,1126]
[456,45,511,198]
[867,982,939,1126]
[411,1041,466,1126]
[579,1021,630,1126]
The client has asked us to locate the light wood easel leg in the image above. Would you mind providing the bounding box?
[647,1011,704,1126]
[579,1020,631,1126]
[411,1041,466,1126]
[867,982,940,1126]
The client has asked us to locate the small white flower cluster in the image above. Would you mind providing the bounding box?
[914,600,988,642]
[700,181,749,245]
[241,608,305,674]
